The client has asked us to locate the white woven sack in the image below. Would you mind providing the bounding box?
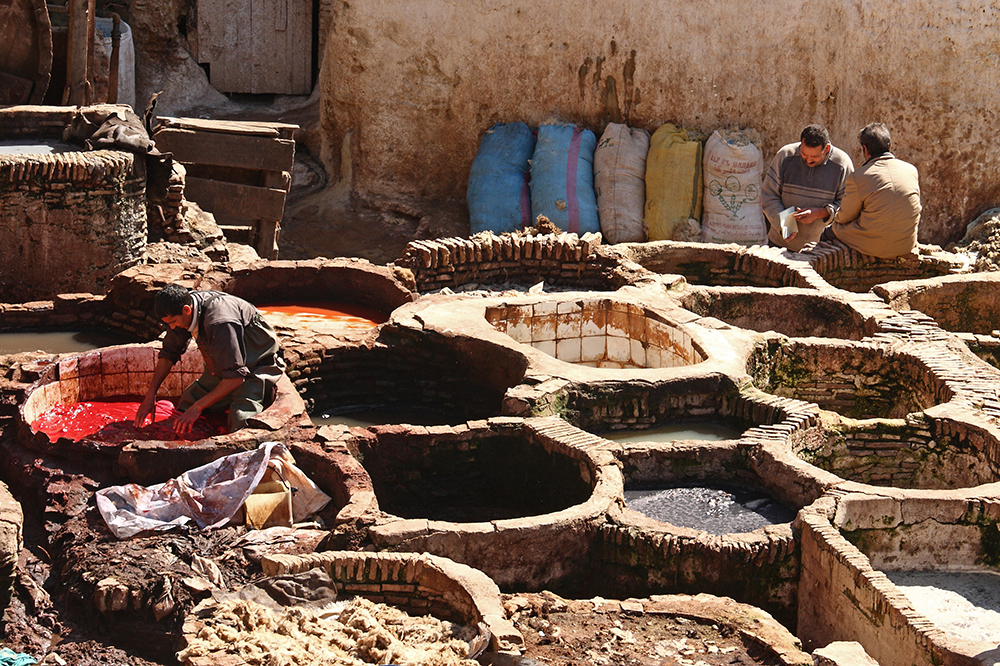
[701,129,766,246]
[594,123,650,244]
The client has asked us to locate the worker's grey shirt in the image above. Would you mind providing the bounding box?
[762,142,854,251]
[159,291,281,380]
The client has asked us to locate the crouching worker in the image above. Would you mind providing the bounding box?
[134,284,286,434]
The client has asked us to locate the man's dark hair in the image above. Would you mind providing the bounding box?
[800,124,830,148]
[154,284,192,318]
[859,122,892,158]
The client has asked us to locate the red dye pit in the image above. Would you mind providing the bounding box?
[32,398,229,443]
[256,303,387,330]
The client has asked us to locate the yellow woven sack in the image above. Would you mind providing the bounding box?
[644,124,704,241]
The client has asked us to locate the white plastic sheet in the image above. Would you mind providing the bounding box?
[96,442,331,539]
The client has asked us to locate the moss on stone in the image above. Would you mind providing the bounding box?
[980,522,1000,567]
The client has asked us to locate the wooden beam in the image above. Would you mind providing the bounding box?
[157,116,299,139]
[184,177,287,222]
[64,0,92,105]
[153,127,295,172]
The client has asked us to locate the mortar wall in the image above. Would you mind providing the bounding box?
[318,0,1000,246]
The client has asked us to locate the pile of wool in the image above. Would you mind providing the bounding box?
[715,127,762,147]
[948,207,1000,272]
[177,596,480,666]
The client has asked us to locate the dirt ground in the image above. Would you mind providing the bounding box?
[503,592,807,666]
[1,501,808,666]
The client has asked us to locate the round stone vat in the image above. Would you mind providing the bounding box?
[677,287,873,340]
[591,439,829,630]
[793,411,1000,490]
[749,338,950,420]
[798,488,1000,666]
[100,257,416,349]
[360,417,621,591]
[874,272,1000,336]
[619,443,801,533]
[252,550,522,652]
[616,241,808,288]
[17,343,306,465]
[563,372,754,434]
[291,324,520,427]
[356,420,592,523]
[222,259,415,328]
[485,297,706,369]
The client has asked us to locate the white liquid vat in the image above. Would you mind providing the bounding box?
[600,421,743,444]
[310,407,453,428]
[0,139,79,155]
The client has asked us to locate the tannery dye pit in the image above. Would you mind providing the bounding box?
[5,12,1000,663]
[4,240,1000,665]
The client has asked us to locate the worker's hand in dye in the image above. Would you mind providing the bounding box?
[172,405,203,435]
[133,394,157,428]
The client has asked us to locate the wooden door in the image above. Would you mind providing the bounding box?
[194,0,311,95]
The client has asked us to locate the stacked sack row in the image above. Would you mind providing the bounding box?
[467,122,767,247]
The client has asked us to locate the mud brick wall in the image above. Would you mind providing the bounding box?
[394,232,621,292]
[809,243,965,294]
[0,150,146,302]
[593,521,799,630]
[0,293,156,342]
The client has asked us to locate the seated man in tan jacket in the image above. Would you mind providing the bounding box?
[822,123,921,258]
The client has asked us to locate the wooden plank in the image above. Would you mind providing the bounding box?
[252,218,280,260]
[288,0,311,93]
[226,0,252,92]
[157,116,299,138]
[184,176,287,222]
[65,0,90,104]
[250,0,269,94]
[153,128,295,171]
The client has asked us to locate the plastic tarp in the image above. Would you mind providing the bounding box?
[96,442,331,539]
[594,123,649,244]
[530,123,600,235]
[467,122,536,235]
[644,124,704,242]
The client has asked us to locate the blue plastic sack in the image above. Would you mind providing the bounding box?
[467,122,536,235]
[530,124,600,235]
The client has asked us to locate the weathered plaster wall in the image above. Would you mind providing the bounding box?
[317,0,1000,245]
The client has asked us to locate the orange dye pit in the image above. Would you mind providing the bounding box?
[256,303,387,331]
